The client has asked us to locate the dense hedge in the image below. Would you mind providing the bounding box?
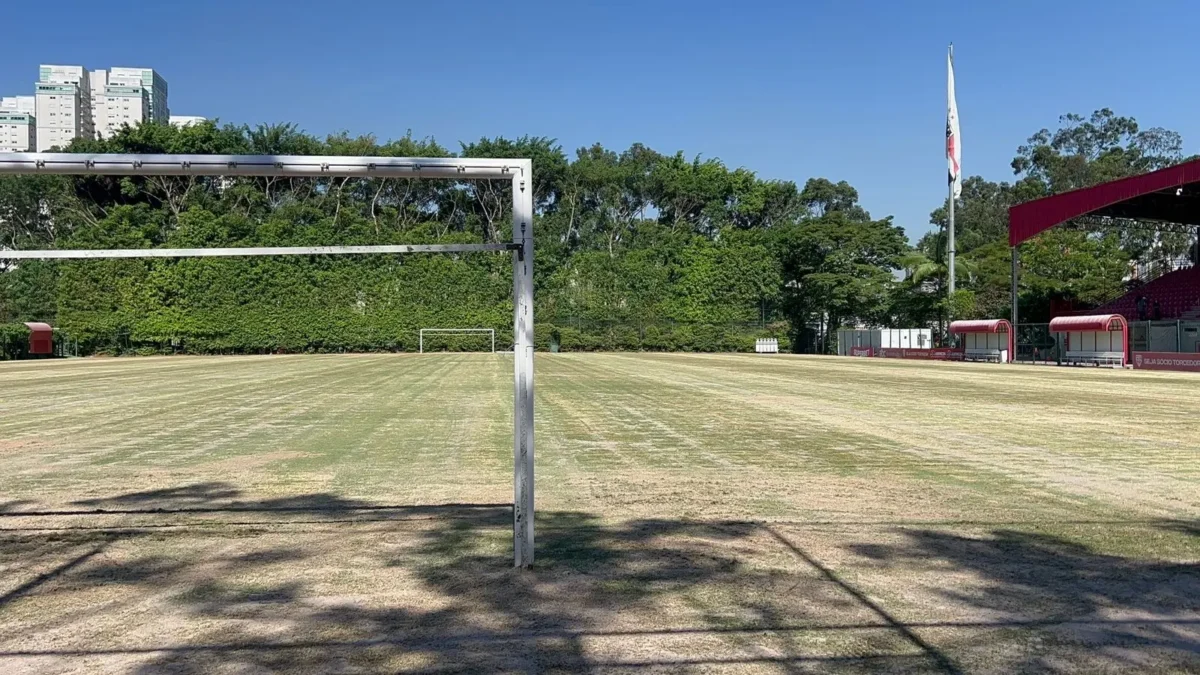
[0,323,30,360]
[0,124,822,356]
[534,322,790,353]
[1,204,785,356]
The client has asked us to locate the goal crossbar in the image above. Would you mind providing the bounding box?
[419,329,496,354]
[0,153,524,180]
[0,244,518,260]
[0,152,536,568]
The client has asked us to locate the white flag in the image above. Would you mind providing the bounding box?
[946,47,962,199]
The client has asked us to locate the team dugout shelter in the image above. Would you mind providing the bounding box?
[1049,314,1129,367]
[949,319,1012,363]
[24,322,54,355]
[1007,157,1200,334]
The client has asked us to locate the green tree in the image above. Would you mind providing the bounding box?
[1019,230,1128,321]
[1011,108,1190,263]
[774,205,907,353]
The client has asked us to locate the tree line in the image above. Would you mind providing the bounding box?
[0,109,1192,357]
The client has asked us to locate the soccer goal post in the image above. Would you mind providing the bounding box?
[0,152,536,568]
[419,328,496,354]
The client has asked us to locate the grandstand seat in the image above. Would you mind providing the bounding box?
[1095,265,1200,322]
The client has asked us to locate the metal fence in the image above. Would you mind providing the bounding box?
[1130,319,1200,353]
[1014,323,1060,363]
[1016,319,1200,363]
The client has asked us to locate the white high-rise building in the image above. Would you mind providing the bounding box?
[1,96,38,151]
[91,68,169,138]
[169,115,206,127]
[92,68,150,139]
[96,85,150,138]
[108,67,168,123]
[0,112,36,152]
[89,69,107,131]
[35,65,94,151]
[1,96,36,116]
[23,64,172,149]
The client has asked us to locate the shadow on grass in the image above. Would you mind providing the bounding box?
[0,484,1197,672]
[0,483,509,522]
[0,500,37,513]
[1162,520,1200,539]
[845,525,1200,670]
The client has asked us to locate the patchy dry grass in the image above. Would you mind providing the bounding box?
[0,353,1197,673]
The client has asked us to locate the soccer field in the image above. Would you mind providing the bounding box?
[1,353,1197,673]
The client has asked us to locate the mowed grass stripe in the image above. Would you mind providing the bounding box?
[532,355,1005,522]
[0,356,364,440]
[587,354,1199,515]
[0,363,373,490]
[1,356,507,503]
[277,354,513,499]
[3,353,1196,520]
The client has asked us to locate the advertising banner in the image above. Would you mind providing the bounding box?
[1132,352,1200,372]
[878,348,964,361]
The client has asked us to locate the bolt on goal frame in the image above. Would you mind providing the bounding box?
[419,328,496,354]
[0,153,537,568]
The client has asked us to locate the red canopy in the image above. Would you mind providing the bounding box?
[949,319,1010,334]
[1048,314,1127,332]
[23,322,53,355]
[1009,157,1200,246]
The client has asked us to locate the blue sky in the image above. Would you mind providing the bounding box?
[3,0,1199,240]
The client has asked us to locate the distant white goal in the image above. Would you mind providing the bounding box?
[419,328,496,354]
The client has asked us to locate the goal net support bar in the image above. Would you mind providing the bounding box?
[0,153,526,179]
[0,152,537,568]
[1,243,519,260]
[419,329,496,354]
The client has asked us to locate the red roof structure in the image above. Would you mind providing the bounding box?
[1048,314,1129,366]
[1048,314,1127,333]
[948,319,1010,334]
[23,322,53,355]
[1009,157,1200,246]
[949,319,1014,360]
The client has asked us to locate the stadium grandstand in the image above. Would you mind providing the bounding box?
[1009,157,1200,366]
[1094,264,1200,320]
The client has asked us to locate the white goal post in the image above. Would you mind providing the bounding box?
[0,152,536,568]
[419,328,496,354]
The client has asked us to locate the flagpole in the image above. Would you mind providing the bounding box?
[948,175,956,295]
[947,44,956,297]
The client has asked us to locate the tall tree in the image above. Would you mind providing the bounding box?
[1011,108,1189,264]
[774,201,907,352]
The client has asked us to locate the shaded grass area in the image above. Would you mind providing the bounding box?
[0,353,1198,672]
[0,485,1196,673]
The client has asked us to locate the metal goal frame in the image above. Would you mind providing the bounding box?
[0,152,537,568]
[419,328,496,354]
